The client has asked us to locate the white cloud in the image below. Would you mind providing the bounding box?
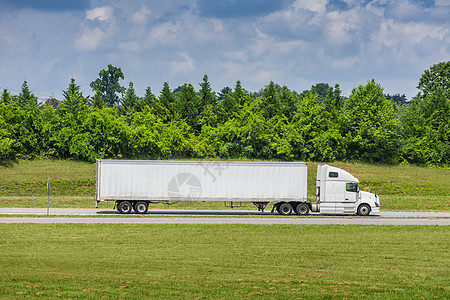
[146,21,183,47]
[0,30,14,45]
[132,5,151,24]
[371,20,448,52]
[212,19,223,32]
[86,6,113,22]
[0,0,449,101]
[170,52,194,75]
[118,41,140,52]
[252,70,273,85]
[75,6,116,51]
[75,27,106,51]
[293,0,326,16]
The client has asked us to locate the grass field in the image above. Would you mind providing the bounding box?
[0,224,449,299]
[0,159,449,211]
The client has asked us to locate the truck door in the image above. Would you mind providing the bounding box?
[340,182,358,214]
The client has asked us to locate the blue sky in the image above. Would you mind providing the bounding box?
[0,0,448,102]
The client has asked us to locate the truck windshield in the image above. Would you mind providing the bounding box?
[346,182,358,193]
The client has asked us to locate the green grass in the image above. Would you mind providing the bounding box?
[0,224,449,299]
[0,160,449,211]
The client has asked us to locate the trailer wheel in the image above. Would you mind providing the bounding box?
[134,201,148,214]
[117,201,132,214]
[295,203,309,216]
[357,204,371,216]
[278,203,293,215]
[274,204,281,214]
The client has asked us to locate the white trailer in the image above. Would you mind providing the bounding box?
[95,160,380,216]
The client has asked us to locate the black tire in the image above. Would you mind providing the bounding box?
[134,201,148,214]
[274,204,281,214]
[295,203,310,216]
[117,201,132,214]
[357,204,371,216]
[278,203,293,215]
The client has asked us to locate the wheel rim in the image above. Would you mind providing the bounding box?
[360,206,369,215]
[280,205,291,214]
[137,204,146,213]
[122,204,130,212]
[299,206,307,214]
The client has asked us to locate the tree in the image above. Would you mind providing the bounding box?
[279,85,297,119]
[0,89,13,105]
[400,62,450,166]
[385,94,408,106]
[343,80,400,163]
[89,64,125,107]
[197,75,218,129]
[198,74,216,107]
[119,82,140,115]
[401,87,449,165]
[158,82,176,114]
[260,81,282,119]
[218,86,232,101]
[311,83,330,100]
[324,84,344,114]
[292,91,344,161]
[0,113,13,160]
[17,81,39,110]
[174,83,200,130]
[417,61,450,99]
[91,90,104,109]
[142,86,157,108]
[63,78,84,100]
[59,78,88,117]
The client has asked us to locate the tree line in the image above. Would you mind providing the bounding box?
[0,62,448,166]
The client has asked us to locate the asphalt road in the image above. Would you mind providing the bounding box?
[0,208,449,225]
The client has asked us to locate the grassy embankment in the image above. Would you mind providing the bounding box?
[0,224,449,299]
[0,160,448,211]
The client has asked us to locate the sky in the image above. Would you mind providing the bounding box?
[0,0,449,102]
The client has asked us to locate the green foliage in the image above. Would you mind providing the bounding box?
[260,81,282,119]
[119,82,140,116]
[343,80,401,163]
[401,62,450,166]
[417,61,450,99]
[0,64,448,166]
[0,89,13,104]
[0,113,13,160]
[59,78,88,117]
[292,91,344,161]
[90,90,104,109]
[158,82,176,116]
[174,83,201,131]
[17,81,39,111]
[401,88,449,166]
[142,86,157,108]
[89,64,125,107]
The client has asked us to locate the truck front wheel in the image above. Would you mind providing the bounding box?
[357,204,371,216]
[295,203,310,216]
[134,201,148,214]
[117,201,132,214]
[278,203,293,215]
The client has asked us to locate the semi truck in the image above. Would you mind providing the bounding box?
[95,160,380,216]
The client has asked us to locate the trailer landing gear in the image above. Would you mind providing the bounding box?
[253,202,269,212]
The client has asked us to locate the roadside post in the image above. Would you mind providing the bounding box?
[47,178,51,215]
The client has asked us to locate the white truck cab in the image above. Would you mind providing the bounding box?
[316,164,380,216]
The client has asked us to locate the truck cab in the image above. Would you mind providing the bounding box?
[316,164,380,216]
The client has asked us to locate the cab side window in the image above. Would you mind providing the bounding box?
[346,182,358,192]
